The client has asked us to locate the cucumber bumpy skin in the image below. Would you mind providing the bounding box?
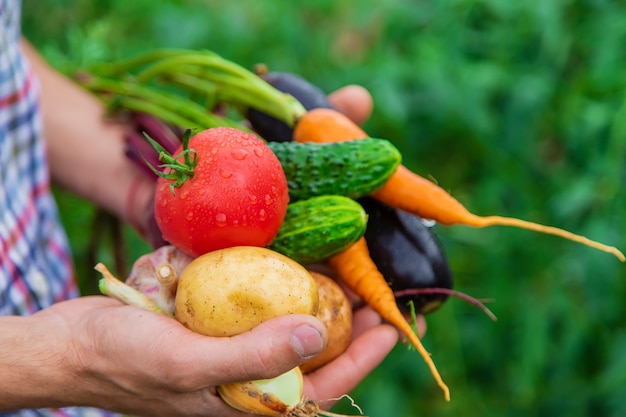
[268,138,402,202]
[269,195,368,265]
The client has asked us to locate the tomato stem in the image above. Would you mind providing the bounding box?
[144,129,197,195]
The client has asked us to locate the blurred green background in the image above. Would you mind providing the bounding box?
[23,0,626,416]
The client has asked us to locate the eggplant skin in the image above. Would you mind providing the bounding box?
[358,197,453,315]
[247,72,333,142]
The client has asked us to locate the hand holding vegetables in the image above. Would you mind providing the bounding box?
[94,245,401,417]
[0,294,326,416]
[4,239,399,416]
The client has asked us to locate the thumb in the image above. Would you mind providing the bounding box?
[211,314,328,384]
[327,84,373,126]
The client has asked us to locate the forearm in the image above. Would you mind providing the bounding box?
[20,39,153,229]
[0,315,73,410]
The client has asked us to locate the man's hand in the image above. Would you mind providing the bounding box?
[0,293,416,416]
[0,296,324,416]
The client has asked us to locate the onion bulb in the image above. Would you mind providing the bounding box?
[218,367,356,417]
[218,367,309,416]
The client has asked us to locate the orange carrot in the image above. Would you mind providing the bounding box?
[294,107,368,143]
[294,108,625,261]
[328,236,450,401]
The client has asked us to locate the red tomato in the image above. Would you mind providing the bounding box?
[154,127,289,257]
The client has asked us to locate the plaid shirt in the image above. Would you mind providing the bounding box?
[1,2,117,417]
[0,3,77,316]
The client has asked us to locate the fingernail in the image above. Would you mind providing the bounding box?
[291,325,324,359]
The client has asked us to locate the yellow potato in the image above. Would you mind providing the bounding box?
[300,271,352,373]
[175,246,318,337]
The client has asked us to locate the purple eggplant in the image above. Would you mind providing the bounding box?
[247,72,333,142]
[359,197,453,314]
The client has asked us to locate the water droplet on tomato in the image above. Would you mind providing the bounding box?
[186,211,194,221]
[265,194,273,205]
[249,194,258,204]
[215,213,227,227]
[219,168,233,179]
[253,148,264,158]
[258,209,267,221]
[231,149,248,160]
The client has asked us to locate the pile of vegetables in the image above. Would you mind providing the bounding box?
[88,48,624,411]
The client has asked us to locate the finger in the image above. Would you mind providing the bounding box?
[302,323,398,402]
[327,85,373,125]
[192,314,328,385]
[350,306,383,339]
[416,314,427,338]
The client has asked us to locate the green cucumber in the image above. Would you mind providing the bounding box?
[269,195,367,265]
[268,138,401,201]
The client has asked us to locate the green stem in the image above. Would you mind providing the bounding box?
[166,71,302,125]
[86,49,200,77]
[84,49,307,126]
[81,75,246,130]
[95,263,173,317]
[160,73,219,111]
[133,53,306,125]
[144,129,198,195]
[108,96,205,130]
[135,52,258,84]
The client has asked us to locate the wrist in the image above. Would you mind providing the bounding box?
[125,172,155,236]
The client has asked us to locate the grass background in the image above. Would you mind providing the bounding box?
[23,1,626,416]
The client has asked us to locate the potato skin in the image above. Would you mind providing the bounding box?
[175,246,318,337]
[300,271,353,373]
